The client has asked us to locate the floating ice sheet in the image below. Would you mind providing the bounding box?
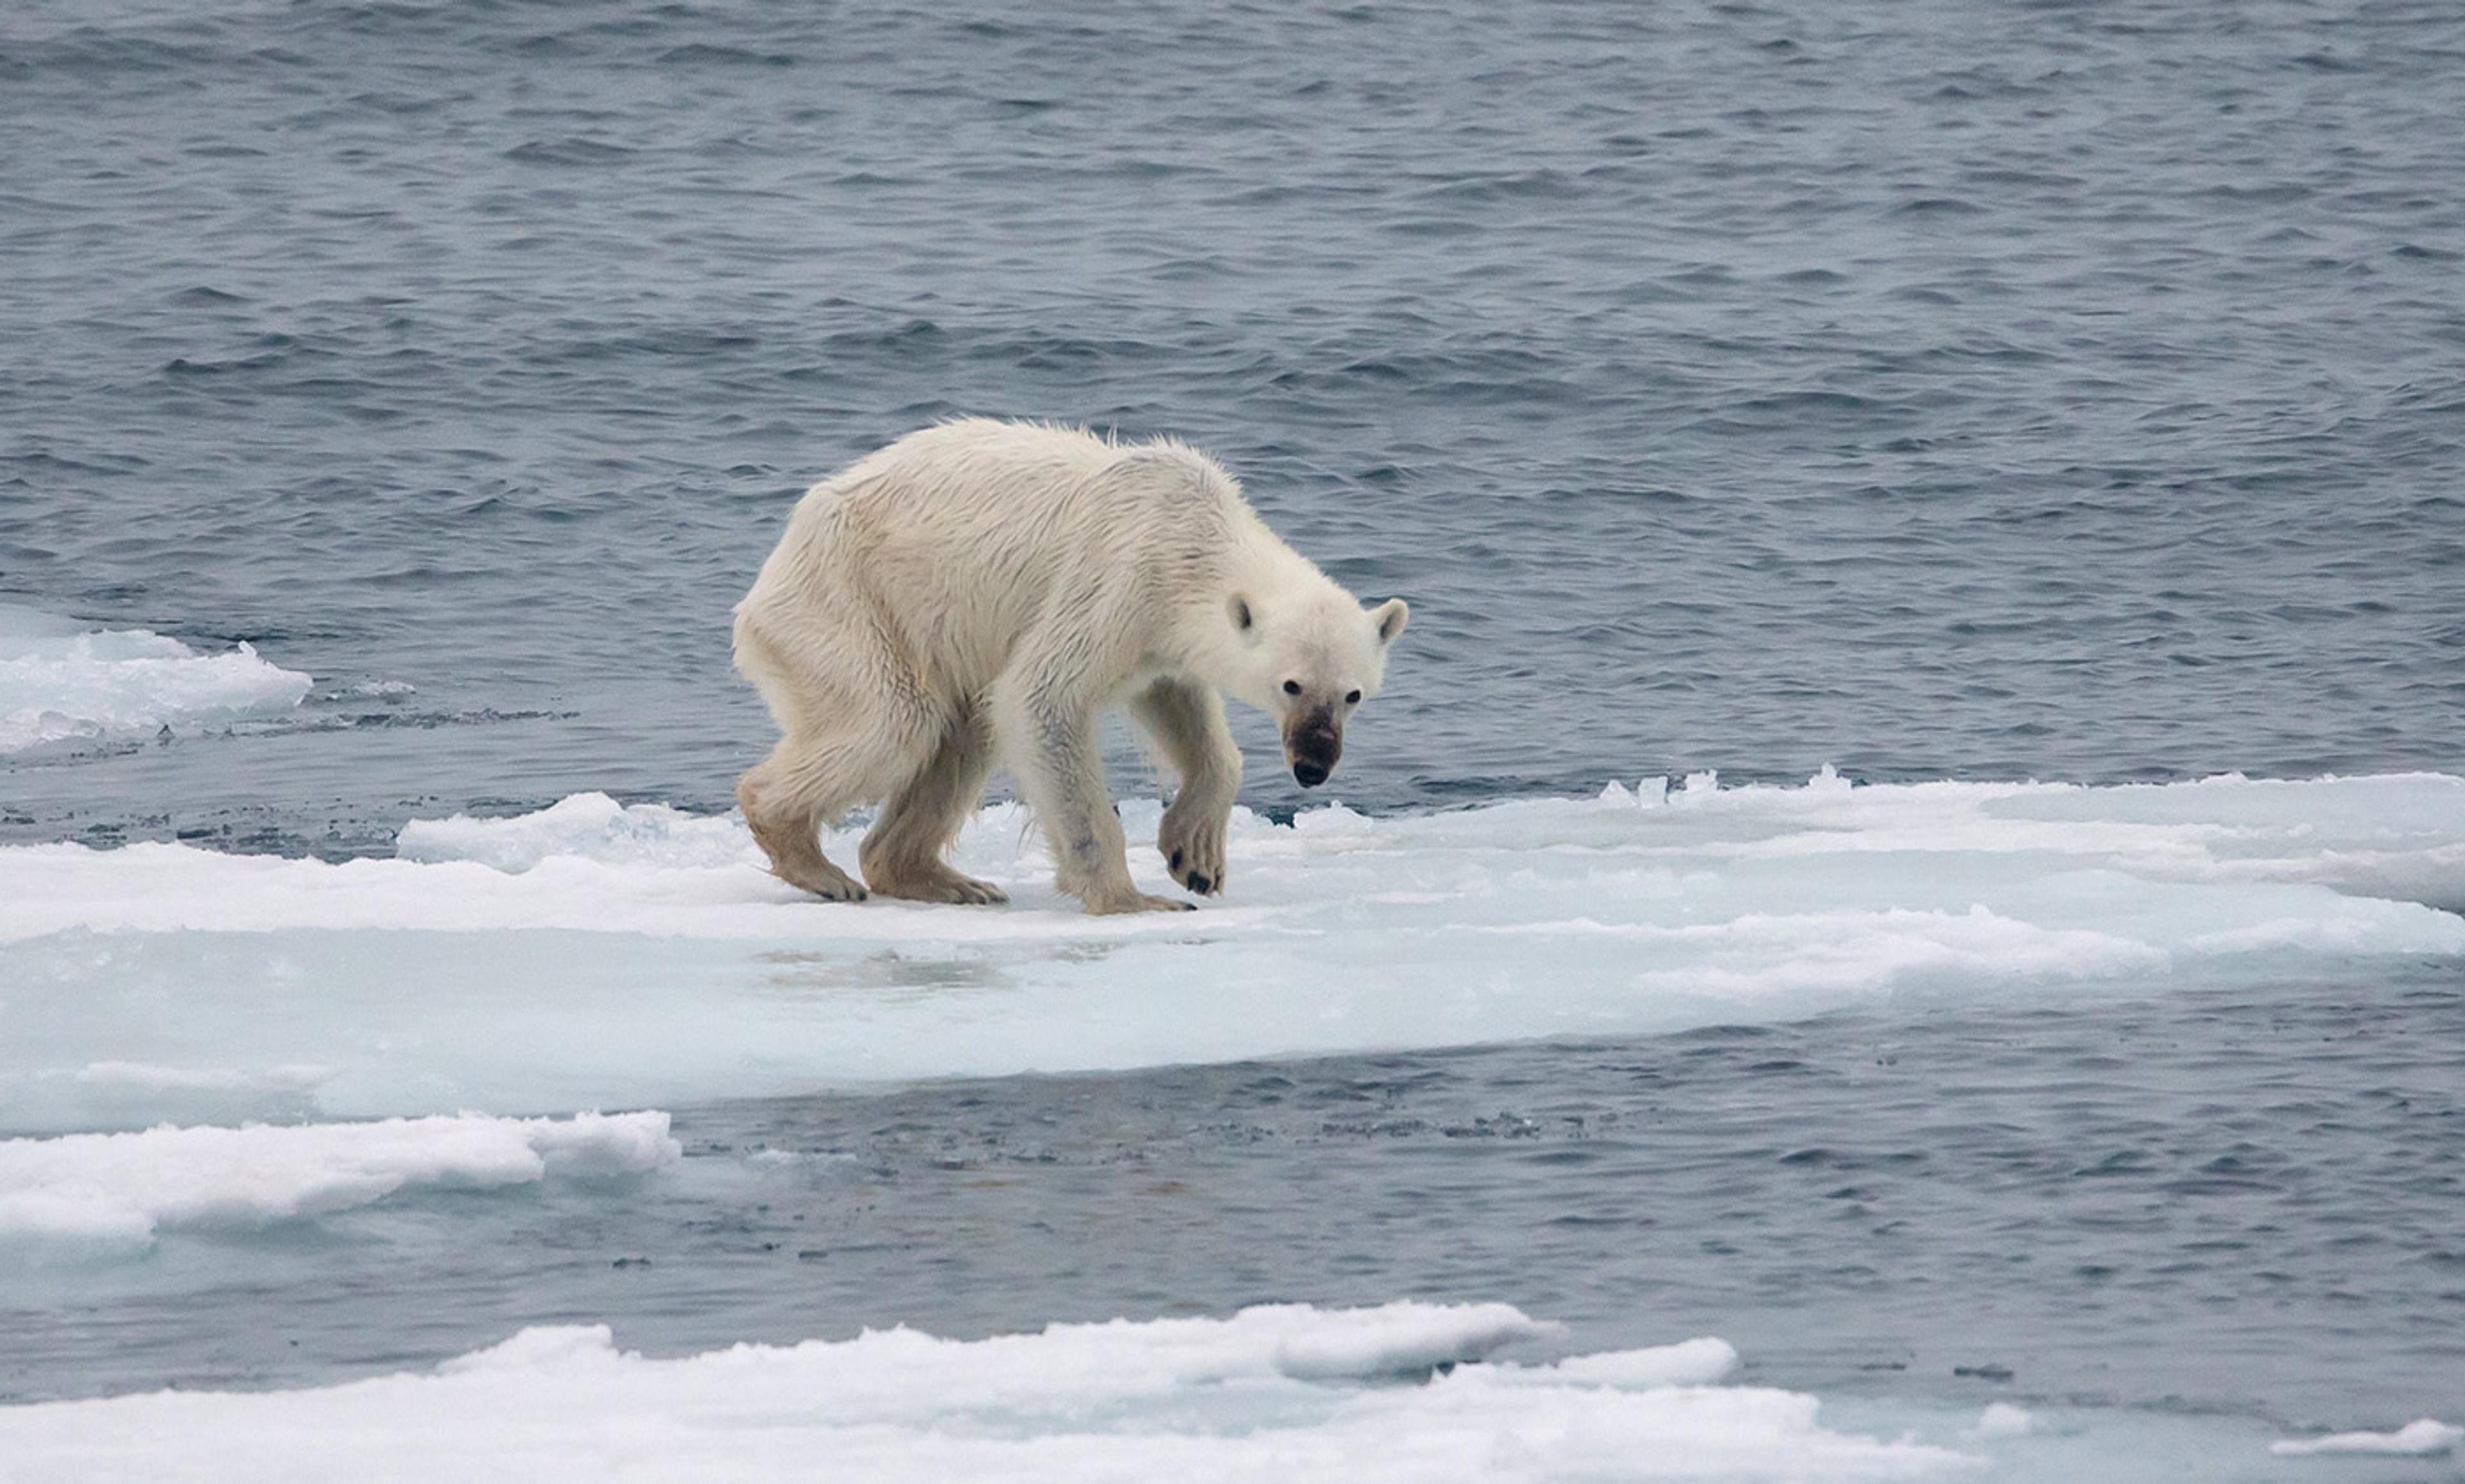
[0,1301,2384,1481]
[2270,1419,2464,1457]
[0,1110,676,1252]
[3,773,2462,1125]
[0,605,312,753]
[0,1302,1989,1483]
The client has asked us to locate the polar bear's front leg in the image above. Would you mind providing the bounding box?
[992,663,1193,915]
[1130,676,1240,895]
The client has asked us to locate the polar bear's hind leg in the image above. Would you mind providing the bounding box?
[733,619,921,903]
[859,704,1008,904]
[736,735,874,902]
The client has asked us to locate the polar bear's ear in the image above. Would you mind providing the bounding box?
[1371,598,1409,646]
[1229,594,1259,641]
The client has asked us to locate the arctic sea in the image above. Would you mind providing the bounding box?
[3,0,2462,1479]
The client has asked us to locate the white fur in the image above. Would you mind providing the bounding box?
[733,420,1408,914]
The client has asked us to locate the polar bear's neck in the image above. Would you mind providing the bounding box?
[1157,513,1356,709]
[1218,510,1328,594]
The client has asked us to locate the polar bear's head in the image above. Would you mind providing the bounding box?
[1225,589,1408,788]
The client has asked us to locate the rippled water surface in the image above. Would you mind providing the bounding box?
[4,0,2462,847]
[9,970,2461,1439]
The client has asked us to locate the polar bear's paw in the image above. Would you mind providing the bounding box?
[1157,807,1228,897]
[745,811,869,902]
[784,865,869,902]
[867,863,1010,906]
[763,856,869,902]
[1082,887,1200,915]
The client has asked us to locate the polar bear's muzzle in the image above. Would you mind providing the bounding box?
[1284,705,1343,788]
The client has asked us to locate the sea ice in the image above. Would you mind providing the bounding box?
[3,773,2461,1126]
[2269,1419,2463,1456]
[0,1110,677,1250]
[0,604,312,753]
[396,791,753,873]
[1971,1402,2039,1438]
[0,1302,1984,1483]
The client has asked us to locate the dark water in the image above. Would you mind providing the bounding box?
[4,0,2464,852]
[8,969,2461,1440]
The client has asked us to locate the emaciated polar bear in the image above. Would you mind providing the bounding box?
[733,420,1408,915]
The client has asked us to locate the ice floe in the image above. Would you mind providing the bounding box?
[3,773,2461,1123]
[0,1110,677,1251]
[0,603,311,753]
[2270,1419,2463,1457]
[1969,1402,2040,1438]
[0,1303,1987,1482]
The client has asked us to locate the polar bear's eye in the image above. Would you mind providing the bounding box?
[1282,680,1302,696]
[1345,689,1362,705]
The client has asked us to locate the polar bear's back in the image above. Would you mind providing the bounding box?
[804,418,1238,555]
[737,420,1256,700]
[834,418,1121,522]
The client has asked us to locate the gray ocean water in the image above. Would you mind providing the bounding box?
[5,0,2464,849]
[4,0,2464,1465]
[9,974,2462,1441]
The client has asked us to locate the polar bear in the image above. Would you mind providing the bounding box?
[732,420,1408,915]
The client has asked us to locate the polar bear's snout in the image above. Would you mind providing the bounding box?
[1285,704,1344,788]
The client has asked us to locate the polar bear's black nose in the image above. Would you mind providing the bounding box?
[1286,705,1342,788]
